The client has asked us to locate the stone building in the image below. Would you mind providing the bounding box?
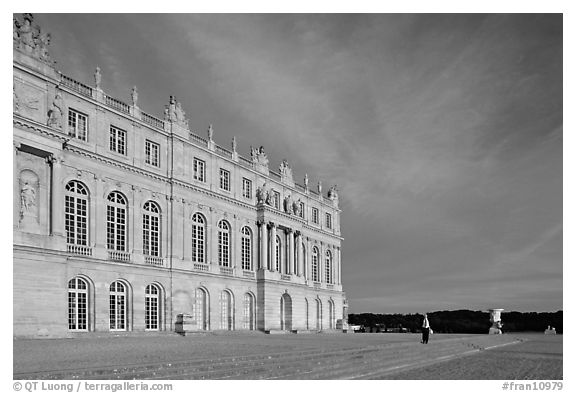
[13,14,346,338]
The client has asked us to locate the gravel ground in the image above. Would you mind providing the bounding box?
[385,334,563,380]
[13,332,562,380]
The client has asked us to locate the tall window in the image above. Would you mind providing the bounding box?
[312,247,319,282]
[325,250,332,284]
[109,125,126,155]
[145,284,160,331]
[143,201,160,257]
[242,178,252,199]
[220,168,230,191]
[218,220,230,267]
[316,299,322,330]
[110,281,127,331]
[326,213,332,229]
[328,300,335,329]
[191,213,206,264]
[312,207,319,224]
[68,277,88,331]
[299,202,305,218]
[68,108,88,141]
[193,158,205,182]
[220,290,233,330]
[107,192,127,251]
[275,235,282,272]
[65,181,89,246]
[145,140,159,167]
[241,226,252,270]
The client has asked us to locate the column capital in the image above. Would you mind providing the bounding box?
[294,230,302,237]
[285,227,293,234]
[267,221,276,229]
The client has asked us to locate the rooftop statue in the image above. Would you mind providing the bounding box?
[304,174,309,191]
[250,145,269,167]
[207,124,214,141]
[14,13,54,65]
[164,96,189,129]
[131,86,138,107]
[279,159,293,181]
[232,136,237,152]
[94,66,102,90]
[318,181,323,195]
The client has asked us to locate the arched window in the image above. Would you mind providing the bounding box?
[145,284,161,331]
[218,220,231,267]
[325,250,332,284]
[275,235,282,272]
[143,201,160,257]
[243,293,255,330]
[68,277,88,331]
[220,290,233,330]
[107,192,127,251]
[302,244,307,278]
[65,181,89,246]
[241,226,252,271]
[110,281,128,331]
[194,288,209,330]
[312,247,319,282]
[191,213,206,264]
[328,300,335,329]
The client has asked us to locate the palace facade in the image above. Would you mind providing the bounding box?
[13,14,346,338]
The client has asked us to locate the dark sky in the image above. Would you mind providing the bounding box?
[26,13,563,313]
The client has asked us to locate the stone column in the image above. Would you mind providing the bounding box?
[258,220,267,270]
[337,246,342,285]
[269,222,277,271]
[49,155,65,236]
[306,237,312,281]
[296,231,303,277]
[288,228,294,275]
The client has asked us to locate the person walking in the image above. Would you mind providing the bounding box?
[421,313,431,344]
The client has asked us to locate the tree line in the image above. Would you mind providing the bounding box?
[348,310,562,334]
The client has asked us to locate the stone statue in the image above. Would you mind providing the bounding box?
[94,66,102,90]
[18,14,35,51]
[37,32,51,62]
[318,181,322,195]
[250,145,269,167]
[265,187,274,206]
[279,159,293,180]
[20,181,36,215]
[283,194,292,214]
[328,185,338,199]
[131,86,138,107]
[168,96,176,120]
[232,136,237,152]
[47,89,64,129]
[207,124,214,141]
[256,182,267,204]
[13,17,20,43]
[292,199,301,216]
[304,174,309,191]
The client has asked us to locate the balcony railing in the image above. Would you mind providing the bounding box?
[141,112,165,129]
[60,73,93,98]
[242,270,255,279]
[145,255,164,266]
[194,263,209,272]
[189,132,208,147]
[105,95,130,113]
[108,250,131,263]
[216,145,233,159]
[313,282,321,289]
[281,274,291,281]
[239,156,253,168]
[220,266,233,276]
[67,244,92,256]
[326,284,334,290]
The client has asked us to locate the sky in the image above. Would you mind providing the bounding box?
[25,13,563,314]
